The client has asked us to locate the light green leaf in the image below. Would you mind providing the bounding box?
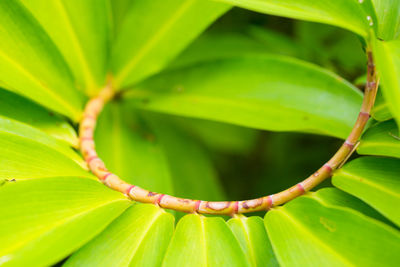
[373,39,400,127]
[0,177,130,267]
[372,0,400,40]
[0,128,91,180]
[162,214,250,267]
[0,88,78,146]
[333,156,400,226]
[21,0,111,95]
[371,90,393,121]
[217,0,374,38]
[0,116,84,168]
[65,204,174,267]
[358,120,400,158]
[228,215,278,267]
[125,55,363,139]
[0,0,84,120]
[265,190,400,267]
[111,0,231,88]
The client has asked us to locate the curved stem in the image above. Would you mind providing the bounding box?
[79,50,378,215]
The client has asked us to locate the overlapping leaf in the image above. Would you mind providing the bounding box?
[373,39,400,127]
[333,157,400,226]
[371,91,393,122]
[65,204,174,267]
[358,120,400,158]
[162,214,250,267]
[0,177,130,266]
[0,88,78,146]
[0,0,84,120]
[228,215,278,266]
[217,0,375,38]
[265,188,400,266]
[372,0,400,40]
[111,0,231,88]
[21,0,111,95]
[126,55,363,139]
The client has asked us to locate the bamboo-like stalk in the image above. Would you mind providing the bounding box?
[79,50,378,215]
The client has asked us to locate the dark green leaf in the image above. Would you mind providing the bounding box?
[125,55,363,139]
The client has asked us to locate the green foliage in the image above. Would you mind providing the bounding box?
[0,0,399,266]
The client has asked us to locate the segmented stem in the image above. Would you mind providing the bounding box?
[79,51,378,215]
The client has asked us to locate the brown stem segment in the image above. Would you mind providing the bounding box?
[79,51,378,215]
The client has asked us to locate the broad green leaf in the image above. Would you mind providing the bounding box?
[144,113,226,200]
[21,0,111,95]
[371,90,393,121]
[0,116,84,168]
[372,0,400,40]
[333,157,400,226]
[373,39,400,127]
[162,214,250,267]
[0,88,78,146]
[0,129,91,180]
[125,55,363,139]
[65,204,174,267]
[217,0,374,38]
[111,0,231,88]
[228,215,278,267]
[358,120,400,158]
[169,32,274,70]
[95,102,174,195]
[265,190,400,267]
[312,188,393,225]
[0,0,84,120]
[0,177,130,267]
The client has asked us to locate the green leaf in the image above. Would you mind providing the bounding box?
[265,190,400,267]
[0,177,130,267]
[145,113,226,200]
[373,39,400,127]
[21,0,111,94]
[0,0,84,120]
[0,116,84,168]
[111,0,231,88]
[125,55,363,139]
[333,156,400,226]
[162,214,250,267]
[358,120,400,158]
[372,0,400,40]
[371,90,393,121]
[65,204,174,267]
[217,0,374,38]
[0,128,91,180]
[0,88,78,146]
[228,215,278,267]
